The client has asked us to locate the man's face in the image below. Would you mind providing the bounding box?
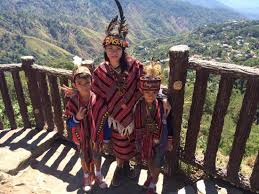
[142,90,158,104]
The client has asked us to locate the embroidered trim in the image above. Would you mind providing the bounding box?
[97,112,109,135]
[108,116,134,136]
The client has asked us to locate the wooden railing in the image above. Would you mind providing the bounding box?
[0,46,258,192]
[0,56,72,139]
[168,45,259,193]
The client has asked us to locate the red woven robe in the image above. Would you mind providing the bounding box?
[92,57,143,161]
[134,98,164,163]
[64,91,98,164]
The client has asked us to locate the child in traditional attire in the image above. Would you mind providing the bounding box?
[134,62,173,194]
[64,66,107,192]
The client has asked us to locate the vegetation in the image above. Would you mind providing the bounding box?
[0,0,243,65]
[131,20,259,68]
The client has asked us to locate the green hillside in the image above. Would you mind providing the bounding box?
[0,0,243,65]
[132,20,259,67]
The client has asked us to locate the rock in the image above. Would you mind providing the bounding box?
[0,147,31,173]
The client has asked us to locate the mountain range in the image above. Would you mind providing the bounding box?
[218,0,259,19]
[0,0,244,65]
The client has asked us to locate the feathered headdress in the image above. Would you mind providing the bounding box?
[140,60,162,91]
[103,0,129,48]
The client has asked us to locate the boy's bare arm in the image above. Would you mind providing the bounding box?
[60,84,75,97]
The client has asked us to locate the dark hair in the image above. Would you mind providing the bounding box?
[104,49,128,73]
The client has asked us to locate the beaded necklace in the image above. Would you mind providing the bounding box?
[144,101,159,134]
[106,63,128,96]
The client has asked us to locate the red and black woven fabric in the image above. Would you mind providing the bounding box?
[64,91,97,164]
[134,98,163,163]
[91,57,144,160]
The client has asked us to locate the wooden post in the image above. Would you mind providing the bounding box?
[0,71,17,129]
[48,75,64,134]
[21,56,44,129]
[227,79,259,181]
[184,69,209,161]
[11,71,31,128]
[37,72,54,130]
[204,75,234,172]
[168,45,189,174]
[250,152,259,190]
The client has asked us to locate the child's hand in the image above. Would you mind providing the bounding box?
[167,139,173,152]
[60,84,74,97]
[93,142,99,152]
[76,107,87,120]
[162,98,171,116]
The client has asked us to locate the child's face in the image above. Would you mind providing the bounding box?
[74,77,91,95]
[142,90,158,104]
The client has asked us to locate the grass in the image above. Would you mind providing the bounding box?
[24,35,72,56]
[80,27,103,51]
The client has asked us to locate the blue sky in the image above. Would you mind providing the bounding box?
[218,0,259,9]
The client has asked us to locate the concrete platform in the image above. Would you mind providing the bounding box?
[0,128,254,194]
[0,128,57,175]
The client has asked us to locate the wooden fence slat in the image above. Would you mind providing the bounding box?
[0,71,17,129]
[22,56,44,129]
[227,79,259,181]
[204,75,235,172]
[250,152,259,190]
[48,75,64,134]
[11,71,31,128]
[59,77,69,108]
[38,72,54,130]
[184,70,209,161]
[168,45,190,174]
[59,77,72,140]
